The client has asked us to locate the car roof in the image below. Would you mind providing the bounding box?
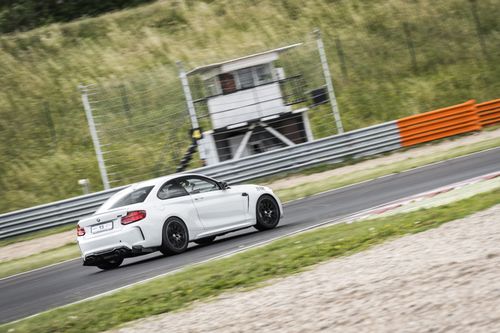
[132,173,214,189]
[97,173,216,213]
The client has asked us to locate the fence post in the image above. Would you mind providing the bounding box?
[80,85,110,190]
[177,61,199,130]
[314,28,344,134]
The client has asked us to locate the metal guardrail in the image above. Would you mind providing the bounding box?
[0,121,401,239]
[476,99,500,127]
[193,121,401,183]
[0,187,124,239]
[397,100,480,147]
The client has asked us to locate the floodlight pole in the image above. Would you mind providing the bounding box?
[177,61,199,130]
[80,85,110,190]
[314,28,344,134]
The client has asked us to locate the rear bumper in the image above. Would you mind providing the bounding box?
[83,247,132,266]
[78,226,146,261]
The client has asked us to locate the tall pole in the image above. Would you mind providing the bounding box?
[177,61,199,129]
[314,28,344,134]
[80,85,110,190]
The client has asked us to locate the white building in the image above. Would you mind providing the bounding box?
[186,44,314,165]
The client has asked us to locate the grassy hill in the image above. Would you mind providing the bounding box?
[0,0,498,214]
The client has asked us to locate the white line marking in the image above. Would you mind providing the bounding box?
[0,211,358,326]
[282,146,500,206]
[0,258,80,283]
[2,147,499,325]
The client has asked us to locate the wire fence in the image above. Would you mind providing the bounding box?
[82,69,192,186]
[0,0,498,213]
[82,37,337,186]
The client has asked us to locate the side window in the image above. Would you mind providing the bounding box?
[110,186,154,209]
[157,180,189,200]
[180,177,220,195]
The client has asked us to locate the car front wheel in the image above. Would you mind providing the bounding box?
[255,195,280,231]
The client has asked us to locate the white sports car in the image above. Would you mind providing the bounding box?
[77,174,283,270]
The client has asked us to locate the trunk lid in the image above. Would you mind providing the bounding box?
[78,208,128,237]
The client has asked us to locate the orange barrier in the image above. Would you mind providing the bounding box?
[396,100,481,147]
[476,99,500,127]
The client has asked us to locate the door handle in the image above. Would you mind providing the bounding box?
[195,197,204,201]
[242,193,248,197]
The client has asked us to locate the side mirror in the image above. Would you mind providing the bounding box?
[220,181,229,190]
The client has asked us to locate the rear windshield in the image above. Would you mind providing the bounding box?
[109,186,154,209]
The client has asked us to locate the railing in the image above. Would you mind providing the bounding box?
[1,98,499,239]
[0,187,124,239]
[278,75,308,106]
[397,100,481,147]
[0,121,401,239]
[191,121,401,184]
[476,99,500,127]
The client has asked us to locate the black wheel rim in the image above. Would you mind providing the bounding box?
[167,220,187,249]
[258,198,278,226]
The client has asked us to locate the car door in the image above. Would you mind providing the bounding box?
[180,176,249,232]
[154,179,204,240]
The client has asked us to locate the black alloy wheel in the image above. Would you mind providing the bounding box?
[255,195,280,231]
[160,217,189,255]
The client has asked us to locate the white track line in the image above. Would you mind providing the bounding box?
[0,258,80,283]
[5,146,499,280]
[283,146,500,205]
[2,147,499,325]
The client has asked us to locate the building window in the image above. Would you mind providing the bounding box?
[237,68,255,89]
[218,72,237,94]
[215,64,275,95]
[205,76,220,96]
[254,64,272,84]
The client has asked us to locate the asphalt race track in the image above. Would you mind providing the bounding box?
[1,147,499,324]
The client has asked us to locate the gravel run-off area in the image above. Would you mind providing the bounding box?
[110,204,500,333]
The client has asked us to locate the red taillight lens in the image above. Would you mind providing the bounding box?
[121,210,146,225]
[77,224,86,236]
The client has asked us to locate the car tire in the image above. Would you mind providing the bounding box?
[96,257,123,270]
[194,236,216,245]
[160,217,189,255]
[254,195,280,231]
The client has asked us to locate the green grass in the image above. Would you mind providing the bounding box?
[275,135,500,202]
[1,132,498,255]
[0,243,79,279]
[2,188,498,333]
[0,0,499,214]
[484,124,500,132]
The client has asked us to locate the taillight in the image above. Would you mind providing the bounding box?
[77,224,86,237]
[121,210,146,225]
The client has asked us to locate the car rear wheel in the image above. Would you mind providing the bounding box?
[160,217,189,255]
[255,195,280,231]
[96,257,123,270]
[194,236,216,245]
